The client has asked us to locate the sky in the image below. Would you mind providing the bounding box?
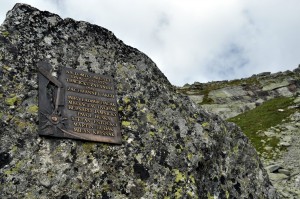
[1,1,300,86]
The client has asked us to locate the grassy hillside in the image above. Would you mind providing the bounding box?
[227,97,298,158]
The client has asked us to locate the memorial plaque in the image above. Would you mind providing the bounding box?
[38,61,122,144]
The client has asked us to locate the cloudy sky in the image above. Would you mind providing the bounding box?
[1,1,300,86]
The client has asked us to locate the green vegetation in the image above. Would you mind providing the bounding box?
[228,97,298,158]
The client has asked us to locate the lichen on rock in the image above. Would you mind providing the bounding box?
[0,3,277,198]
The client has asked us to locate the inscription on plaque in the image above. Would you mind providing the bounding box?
[38,61,121,144]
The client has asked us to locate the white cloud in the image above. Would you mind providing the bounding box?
[1,0,300,85]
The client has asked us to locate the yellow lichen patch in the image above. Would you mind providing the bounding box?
[117,83,123,90]
[146,113,157,125]
[175,188,182,199]
[173,169,185,183]
[226,190,230,198]
[128,64,135,69]
[11,146,18,154]
[201,122,209,128]
[188,117,196,123]
[207,192,213,199]
[123,96,130,104]
[148,131,155,136]
[24,192,35,199]
[135,153,143,164]
[82,142,95,153]
[16,83,25,91]
[125,104,132,111]
[169,104,176,110]
[233,145,239,153]
[137,100,145,109]
[123,134,129,141]
[12,117,35,132]
[158,127,164,134]
[3,65,11,71]
[176,145,183,153]
[28,105,38,114]
[2,31,9,37]
[187,153,193,161]
[122,121,131,127]
[20,121,27,130]
[5,95,21,106]
[4,160,25,175]
[189,174,196,184]
[187,191,197,198]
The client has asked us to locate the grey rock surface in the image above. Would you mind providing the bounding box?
[0,4,277,198]
[261,112,300,199]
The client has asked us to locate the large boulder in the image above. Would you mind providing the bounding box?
[0,4,276,198]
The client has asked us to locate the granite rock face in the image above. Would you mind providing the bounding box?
[0,4,276,198]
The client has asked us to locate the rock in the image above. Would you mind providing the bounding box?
[295,175,300,187]
[282,136,292,143]
[201,102,256,119]
[262,80,290,91]
[278,169,290,176]
[255,98,264,106]
[278,190,290,198]
[0,3,277,199]
[276,87,293,97]
[279,142,291,147]
[288,105,300,109]
[285,125,298,131]
[264,131,275,137]
[188,95,204,104]
[208,86,248,101]
[185,90,201,95]
[193,82,201,86]
[183,83,190,87]
[269,173,289,182]
[264,146,273,151]
[266,164,282,173]
[294,97,300,104]
[292,112,300,121]
[294,67,300,73]
[257,72,271,77]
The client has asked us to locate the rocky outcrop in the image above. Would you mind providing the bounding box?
[178,69,300,119]
[0,4,276,198]
[177,61,300,199]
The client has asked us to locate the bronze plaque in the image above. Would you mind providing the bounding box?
[38,61,121,144]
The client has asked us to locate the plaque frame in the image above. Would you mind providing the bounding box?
[38,61,122,144]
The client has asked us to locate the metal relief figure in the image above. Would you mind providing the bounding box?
[38,61,67,137]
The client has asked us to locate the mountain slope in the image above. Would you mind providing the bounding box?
[178,68,300,198]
